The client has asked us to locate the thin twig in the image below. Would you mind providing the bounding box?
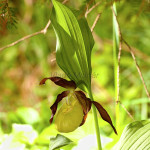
[93,34,150,61]
[111,4,150,121]
[62,0,69,4]
[111,6,135,120]
[116,41,122,102]
[119,102,135,120]
[123,39,150,100]
[112,7,150,101]
[0,20,51,52]
[111,6,122,103]
[111,6,121,39]
[85,1,101,18]
[91,13,101,32]
[0,0,68,52]
[137,0,146,17]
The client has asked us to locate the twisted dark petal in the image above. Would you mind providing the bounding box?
[91,101,117,135]
[40,76,76,89]
[75,91,92,126]
[50,91,69,124]
[75,91,117,134]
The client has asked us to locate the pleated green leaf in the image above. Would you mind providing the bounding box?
[114,120,150,150]
[50,0,94,91]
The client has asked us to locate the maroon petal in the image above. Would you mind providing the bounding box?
[50,91,69,124]
[91,101,117,134]
[80,113,88,126]
[75,91,92,126]
[40,76,76,89]
[75,91,117,134]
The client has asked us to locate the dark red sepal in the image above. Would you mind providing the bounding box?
[50,91,69,124]
[40,76,76,89]
[91,101,117,135]
[75,91,92,126]
[80,113,88,126]
[75,91,117,134]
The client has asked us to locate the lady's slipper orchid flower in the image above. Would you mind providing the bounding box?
[40,77,117,134]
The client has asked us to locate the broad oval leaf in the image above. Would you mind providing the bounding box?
[51,0,94,91]
[114,120,150,150]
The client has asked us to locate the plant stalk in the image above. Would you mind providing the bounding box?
[89,88,102,150]
[113,3,120,132]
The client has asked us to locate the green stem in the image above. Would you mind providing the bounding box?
[89,88,102,150]
[113,3,120,132]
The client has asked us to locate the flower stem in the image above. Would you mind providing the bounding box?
[113,3,120,132]
[89,88,102,150]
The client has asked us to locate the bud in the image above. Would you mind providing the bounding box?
[55,95,84,133]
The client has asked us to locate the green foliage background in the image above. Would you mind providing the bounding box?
[0,0,150,149]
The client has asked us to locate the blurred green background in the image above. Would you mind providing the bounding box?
[0,0,150,149]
